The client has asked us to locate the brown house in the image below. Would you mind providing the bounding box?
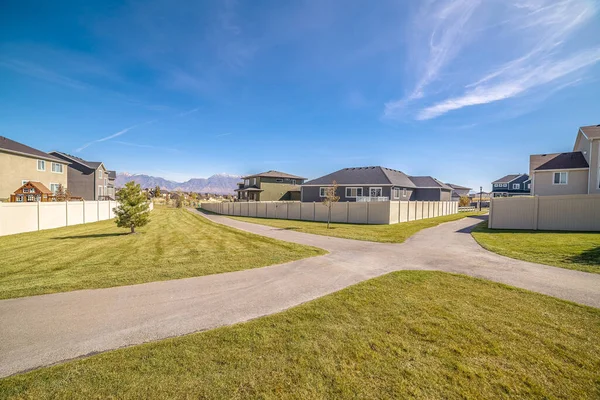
[10,181,53,202]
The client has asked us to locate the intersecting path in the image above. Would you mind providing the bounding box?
[1,209,599,378]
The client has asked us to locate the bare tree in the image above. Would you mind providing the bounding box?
[321,180,340,229]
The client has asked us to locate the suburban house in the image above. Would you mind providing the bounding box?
[300,166,453,202]
[530,124,600,196]
[491,174,531,197]
[446,183,472,201]
[49,152,114,201]
[0,136,69,201]
[10,181,53,202]
[235,170,306,201]
[107,170,116,199]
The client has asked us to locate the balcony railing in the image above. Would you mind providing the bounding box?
[356,196,389,202]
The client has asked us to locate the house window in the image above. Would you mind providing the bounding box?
[291,179,296,185]
[276,178,284,183]
[392,188,400,199]
[553,172,568,185]
[22,180,29,185]
[51,163,63,173]
[22,188,29,193]
[319,187,328,197]
[98,186,103,196]
[252,178,256,185]
[244,179,249,186]
[37,160,46,171]
[369,187,382,197]
[50,183,60,194]
[503,183,507,187]
[403,188,407,197]
[27,194,35,202]
[346,187,363,198]
[16,194,23,202]
[98,170,103,179]
[512,183,520,189]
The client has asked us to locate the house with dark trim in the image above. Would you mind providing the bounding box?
[529,125,599,196]
[49,152,115,200]
[300,166,453,202]
[491,174,531,197]
[235,170,306,201]
[446,183,472,201]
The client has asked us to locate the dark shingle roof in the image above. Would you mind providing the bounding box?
[242,170,306,180]
[492,174,522,184]
[303,166,416,188]
[0,136,67,163]
[533,152,589,171]
[446,183,472,190]
[580,124,600,139]
[409,176,452,190]
[107,170,117,179]
[50,152,104,170]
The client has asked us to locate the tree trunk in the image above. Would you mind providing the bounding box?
[327,205,331,229]
[130,224,135,234]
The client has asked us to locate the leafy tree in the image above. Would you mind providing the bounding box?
[114,182,150,234]
[53,184,71,202]
[154,185,161,198]
[321,180,340,229]
[459,195,471,207]
[175,191,185,208]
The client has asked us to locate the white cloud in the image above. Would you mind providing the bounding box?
[385,0,600,120]
[76,120,156,152]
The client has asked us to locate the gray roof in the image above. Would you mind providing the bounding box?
[581,124,600,139]
[409,176,452,190]
[0,136,67,163]
[492,174,523,184]
[446,183,472,190]
[107,170,117,179]
[242,170,306,180]
[303,166,416,188]
[50,152,104,170]
[533,152,589,171]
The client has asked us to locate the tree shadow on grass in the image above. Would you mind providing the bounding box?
[566,246,600,267]
[53,233,130,240]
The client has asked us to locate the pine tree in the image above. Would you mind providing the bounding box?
[114,182,150,234]
[154,185,161,197]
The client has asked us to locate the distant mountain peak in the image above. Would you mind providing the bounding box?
[115,172,241,195]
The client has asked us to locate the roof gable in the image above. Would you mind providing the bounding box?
[303,166,415,187]
[243,170,306,180]
[0,136,67,163]
[534,152,589,171]
[492,174,523,184]
[580,124,600,139]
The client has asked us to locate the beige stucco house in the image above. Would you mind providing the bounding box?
[235,170,306,201]
[530,125,600,196]
[0,136,69,201]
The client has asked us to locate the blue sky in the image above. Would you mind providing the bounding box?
[1,0,599,190]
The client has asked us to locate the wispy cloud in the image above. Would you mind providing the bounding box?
[0,59,90,90]
[385,0,600,120]
[76,120,156,152]
[178,107,200,117]
[215,132,233,138]
[112,140,179,153]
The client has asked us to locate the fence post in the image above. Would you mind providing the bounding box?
[367,202,370,224]
[346,202,350,223]
[37,201,41,231]
[313,202,316,221]
[533,196,539,230]
[488,198,493,228]
[97,200,100,221]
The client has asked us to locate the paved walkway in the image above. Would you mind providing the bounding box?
[1,210,599,378]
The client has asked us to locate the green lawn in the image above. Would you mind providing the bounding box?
[228,211,487,243]
[0,207,325,299]
[472,224,600,274]
[2,271,598,399]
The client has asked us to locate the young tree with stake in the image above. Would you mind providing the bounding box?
[322,181,340,229]
[114,182,150,234]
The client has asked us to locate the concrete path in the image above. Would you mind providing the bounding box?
[1,210,599,378]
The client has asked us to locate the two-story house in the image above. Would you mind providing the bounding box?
[530,125,600,196]
[49,152,114,200]
[491,174,531,197]
[0,136,69,200]
[235,170,306,201]
[107,170,117,199]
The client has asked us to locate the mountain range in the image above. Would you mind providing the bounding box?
[115,172,241,195]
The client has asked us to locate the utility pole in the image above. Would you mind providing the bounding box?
[479,186,483,211]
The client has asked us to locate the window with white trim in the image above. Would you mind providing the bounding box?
[22,180,29,185]
[291,179,296,185]
[276,178,284,183]
[392,188,400,199]
[50,183,60,194]
[27,194,35,202]
[252,178,256,185]
[346,187,363,198]
[369,187,382,197]
[23,188,29,193]
[99,170,103,179]
[512,183,520,189]
[98,185,103,196]
[553,172,568,185]
[244,179,249,186]
[51,163,63,173]
[403,188,407,197]
[37,160,46,171]
[319,187,327,197]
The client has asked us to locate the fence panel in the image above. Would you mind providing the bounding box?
[330,202,348,223]
[300,203,315,221]
[288,202,301,220]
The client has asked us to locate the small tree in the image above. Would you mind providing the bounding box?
[114,182,150,234]
[54,184,71,202]
[322,181,340,229]
[154,185,161,198]
[459,195,471,207]
[175,191,185,208]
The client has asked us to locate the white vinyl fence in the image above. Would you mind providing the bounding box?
[0,201,154,237]
[201,200,458,225]
[489,194,600,231]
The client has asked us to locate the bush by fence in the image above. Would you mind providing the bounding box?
[488,195,600,231]
[0,201,154,237]
[201,200,458,225]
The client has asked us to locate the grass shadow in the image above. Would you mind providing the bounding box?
[566,246,600,266]
[53,233,130,240]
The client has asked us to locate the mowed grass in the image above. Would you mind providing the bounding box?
[1,271,599,399]
[0,207,325,299]
[472,224,600,274]
[229,211,487,243]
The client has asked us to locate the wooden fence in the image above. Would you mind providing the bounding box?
[201,200,458,225]
[488,194,600,231]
